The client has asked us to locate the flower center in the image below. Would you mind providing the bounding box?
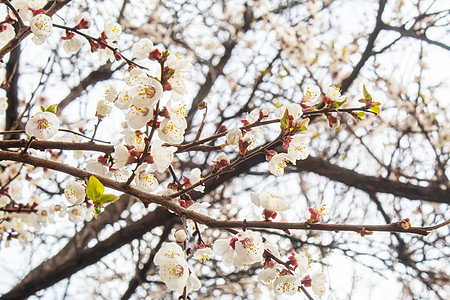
[144,85,156,98]
[37,118,50,130]
[169,264,184,278]
[241,237,257,252]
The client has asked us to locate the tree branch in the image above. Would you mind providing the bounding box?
[1,206,176,300]
[340,0,387,93]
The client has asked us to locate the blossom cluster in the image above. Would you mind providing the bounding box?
[0,11,361,298]
[210,230,326,296]
[154,242,200,293]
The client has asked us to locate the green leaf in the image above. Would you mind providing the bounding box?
[98,194,119,204]
[363,84,372,101]
[86,175,104,202]
[40,106,46,112]
[356,112,365,121]
[94,205,102,217]
[336,99,347,107]
[280,109,290,131]
[45,104,58,114]
[370,106,380,115]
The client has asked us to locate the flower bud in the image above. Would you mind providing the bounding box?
[96,99,113,118]
[174,229,188,243]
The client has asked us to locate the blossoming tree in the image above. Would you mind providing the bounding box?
[0,0,449,299]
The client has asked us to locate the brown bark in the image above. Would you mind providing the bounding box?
[1,206,176,300]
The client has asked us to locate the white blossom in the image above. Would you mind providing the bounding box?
[25,111,60,140]
[0,195,10,208]
[251,191,291,212]
[10,0,33,22]
[276,103,303,121]
[115,90,132,110]
[150,140,177,172]
[61,36,83,53]
[103,19,122,41]
[158,118,186,145]
[98,40,115,64]
[187,168,204,192]
[226,128,243,146]
[68,205,87,223]
[96,99,113,117]
[30,14,53,43]
[132,38,154,59]
[106,168,131,182]
[130,77,163,108]
[0,24,15,42]
[131,133,147,152]
[104,85,118,102]
[174,229,188,243]
[28,0,46,10]
[303,85,321,106]
[86,160,107,176]
[125,68,145,86]
[291,251,309,276]
[154,242,185,264]
[168,72,187,96]
[286,134,310,164]
[159,255,190,292]
[166,52,193,72]
[134,164,158,192]
[126,105,153,129]
[0,97,8,114]
[193,247,214,263]
[258,268,278,285]
[234,231,264,266]
[311,272,327,296]
[185,274,201,294]
[8,179,22,201]
[247,108,261,123]
[325,86,346,102]
[273,274,300,295]
[268,153,288,176]
[154,243,190,293]
[64,182,86,205]
[112,145,129,169]
[213,238,236,266]
[167,101,188,129]
[214,153,230,164]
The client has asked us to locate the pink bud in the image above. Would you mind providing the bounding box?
[301,275,312,287]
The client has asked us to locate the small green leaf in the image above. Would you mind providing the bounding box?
[336,99,347,107]
[98,194,119,204]
[363,84,372,101]
[86,175,104,202]
[293,118,309,133]
[40,106,46,112]
[356,112,365,121]
[280,109,290,131]
[45,104,58,114]
[370,106,380,115]
[94,205,102,217]
[298,125,308,131]
[273,102,282,108]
